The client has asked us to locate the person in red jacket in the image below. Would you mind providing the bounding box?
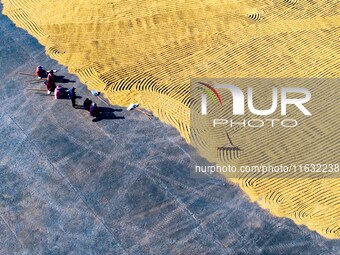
[36,66,47,79]
[45,70,56,95]
[35,66,57,79]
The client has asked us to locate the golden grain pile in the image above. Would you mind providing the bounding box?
[2,0,339,238]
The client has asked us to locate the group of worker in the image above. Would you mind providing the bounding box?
[36,65,100,117]
[36,66,58,95]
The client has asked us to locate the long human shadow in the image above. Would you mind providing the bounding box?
[33,74,76,83]
[93,107,124,122]
[54,75,76,83]
[76,105,124,122]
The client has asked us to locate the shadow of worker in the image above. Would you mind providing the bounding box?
[92,107,125,122]
[54,75,76,84]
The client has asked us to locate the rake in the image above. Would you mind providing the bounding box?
[27,78,47,82]
[26,88,46,91]
[18,72,36,77]
[217,132,241,162]
[29,80,45,84]
[127,103,153,120]
[91,89,110,106]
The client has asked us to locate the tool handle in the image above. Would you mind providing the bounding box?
[97,95,110,106]
[226,132,234,146]
[18,72,36,77]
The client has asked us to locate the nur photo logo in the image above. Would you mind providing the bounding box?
[190,78,338,178]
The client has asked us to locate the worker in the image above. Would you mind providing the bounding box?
[36,66,57,79]
[89,102,99,117]
[68,87,77,108]
[45,70,56,95]
[55,85,68,99]
[83,98,92,111]
[36,66,47,79]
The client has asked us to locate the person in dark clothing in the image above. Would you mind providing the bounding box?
[83,98,92,111]
[69,87,77,108]
[89,102,99,117]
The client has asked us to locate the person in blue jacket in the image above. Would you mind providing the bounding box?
[69,87,77,108]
